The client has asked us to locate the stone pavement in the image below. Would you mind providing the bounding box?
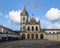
[0,40,60,48]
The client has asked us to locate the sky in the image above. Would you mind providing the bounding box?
[0,0,60,30]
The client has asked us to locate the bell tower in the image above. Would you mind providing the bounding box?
[20,7,29,31]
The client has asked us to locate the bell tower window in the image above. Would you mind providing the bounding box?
[23,17,25,20]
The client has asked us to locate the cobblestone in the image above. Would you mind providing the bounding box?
[0,40,60,48]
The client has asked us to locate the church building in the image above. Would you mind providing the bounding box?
[20,7,47,40]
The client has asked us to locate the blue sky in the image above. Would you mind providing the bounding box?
[0,0,60,30]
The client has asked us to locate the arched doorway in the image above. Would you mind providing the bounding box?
[22,34,25,39]
[27,34,30,39]
[40,34,44,39]
[36,34,38,39]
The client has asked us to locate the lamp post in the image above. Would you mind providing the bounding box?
[57,32,58,40]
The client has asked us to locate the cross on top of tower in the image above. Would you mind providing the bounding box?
[20,6,28,16]
[23,6,26,10]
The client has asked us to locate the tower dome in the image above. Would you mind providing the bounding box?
[20,6,28,16]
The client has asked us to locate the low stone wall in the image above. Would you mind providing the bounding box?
[46,34,60,41]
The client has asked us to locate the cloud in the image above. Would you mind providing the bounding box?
[5,15,9,18]
[47,23,60,29]
[5,9,40,24]
[45,8,60,21]
[40,19,60,29]
[5,8,60,29]
[0,12,3,16]
[9,10,21,23]
[35,17,40,22]
[5,10,22,23]
[45,8,60,29]
[40,19,50,25]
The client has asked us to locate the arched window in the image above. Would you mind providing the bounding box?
[36,26,38,31]
[28,26,30,31]
[22,34,25,39]
[49,32,51,34]
[53,32,54,34]
[23,17,25,20]
[32,26,34,31]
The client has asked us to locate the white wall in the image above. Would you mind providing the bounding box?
[45,30,58,34]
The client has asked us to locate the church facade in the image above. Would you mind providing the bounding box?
[20,7,47,40]
[20,7,60,41]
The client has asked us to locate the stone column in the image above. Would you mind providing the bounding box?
[34,34,36,39]
[30,34,31,39]
[25,33,27,39]
[38,34,40,39]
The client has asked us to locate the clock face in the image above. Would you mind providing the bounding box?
[23,12,26,16]
[21,9,28,16]
[21,11,27,16]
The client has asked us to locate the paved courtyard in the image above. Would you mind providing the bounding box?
[0,40,60,48]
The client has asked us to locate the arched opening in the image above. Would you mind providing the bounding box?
[22,34,25,39]
[40,34,44,39]
[31,34,34,39]
[36,34,38,39]
[27,34,30,39]
[23,17,25,20]
[32,26,34,31]
[28,26,30,31]
[36,26,38,31]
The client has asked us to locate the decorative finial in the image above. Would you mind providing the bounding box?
[23,5,26,10]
